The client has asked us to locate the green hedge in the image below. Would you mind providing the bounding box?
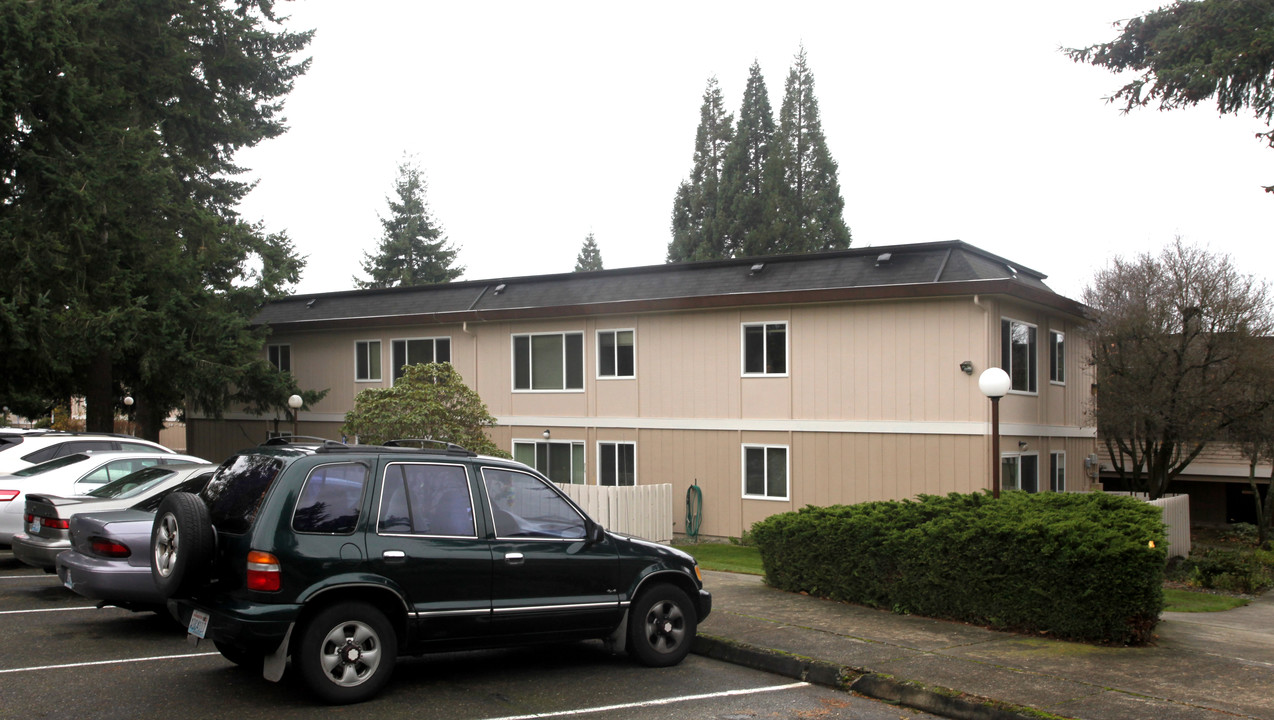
[751,492,1166,644]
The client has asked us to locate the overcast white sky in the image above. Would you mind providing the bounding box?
[234,1,1274,302]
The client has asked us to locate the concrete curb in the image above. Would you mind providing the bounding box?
[692,634,1071,720]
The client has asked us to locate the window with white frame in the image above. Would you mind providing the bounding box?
[743,444,789,500]
[742,322,787,376]
[267,344,291,373]
[1050,451,1066,492]
[391,337,452,383]
[597,329,635,379]
[1002,453,1039,493]
[598,442,635,486]
[1001,318,1037,393]
[513,440,585,484]
[513,332,584,391]
[1049,331,1065,384]
[355,340,382,382]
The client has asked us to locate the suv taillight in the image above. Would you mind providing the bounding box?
[246,551,281,592]
[90,537,130,558]
[0,490,18,502]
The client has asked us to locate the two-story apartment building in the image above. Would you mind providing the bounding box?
[187,240,1096,539]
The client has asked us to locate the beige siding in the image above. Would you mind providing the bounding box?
[190,292,1094,538]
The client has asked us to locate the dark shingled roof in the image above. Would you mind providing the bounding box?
[255,240,1085,331]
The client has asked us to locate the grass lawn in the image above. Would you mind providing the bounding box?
[673,543,763,575]
[1163,588,1250,612]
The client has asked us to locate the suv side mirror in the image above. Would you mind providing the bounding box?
[585,519,606,547]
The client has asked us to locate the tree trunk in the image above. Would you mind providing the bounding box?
[133,396,167,443]
[1249,457,1268,548]
[84,349,114,433]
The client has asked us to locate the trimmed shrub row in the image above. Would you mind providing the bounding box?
[751,492,1166,645]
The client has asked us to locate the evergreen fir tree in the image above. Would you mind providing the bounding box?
[666,77,734,262]
[574,233,603,271]
[720,61,777,258]
[763,46,851,254]
[358,157,464,288]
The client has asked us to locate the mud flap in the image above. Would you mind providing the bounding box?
[603,609,628,654]
[263,623,293,683]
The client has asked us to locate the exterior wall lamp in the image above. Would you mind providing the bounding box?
[960,361,974,375]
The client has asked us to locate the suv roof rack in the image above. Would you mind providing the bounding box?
[382,438,477,457]
[261,436,346,449]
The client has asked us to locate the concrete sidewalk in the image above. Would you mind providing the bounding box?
[692,570,1274,720]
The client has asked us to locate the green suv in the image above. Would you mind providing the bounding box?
[152,439,711,704]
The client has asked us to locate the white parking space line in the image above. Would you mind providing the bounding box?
[1,651,220,675]
[0,606,101,615]
[482,682,810,720]
[0,574,58,580]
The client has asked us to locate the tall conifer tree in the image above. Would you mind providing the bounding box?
[358,157,463,288]
[720,61,777,258]
[0,0,311,436]
[666,77,734,262]
[763,47,851,253]
[574,233,603,271]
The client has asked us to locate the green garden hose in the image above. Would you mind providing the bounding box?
[685,482,703,541]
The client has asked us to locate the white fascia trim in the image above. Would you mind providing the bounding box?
[498,416,1096,438]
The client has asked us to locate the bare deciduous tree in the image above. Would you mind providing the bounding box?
[1084,239,1274,499]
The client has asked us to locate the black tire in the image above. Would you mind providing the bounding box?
[296,602,397,705]
[628,584,697,667]
[214,640,264,672]
[149,492,214,599]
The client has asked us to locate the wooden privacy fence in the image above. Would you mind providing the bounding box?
[555,483,674,544]
[1142,493,1192,559]
[1077,491,1190,558]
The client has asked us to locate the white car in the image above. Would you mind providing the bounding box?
[0,431,175,474]
[0,451,206,547]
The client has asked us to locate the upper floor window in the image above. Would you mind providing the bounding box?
[391,337,451,384]
[742,322,787,376]
[356,340,382,382]
[513,332,583,391]
[1001,318,1037,393]
[598,442,636,486]
[267,344,291,373]
[743,444,789,500]
[597,329,635,379]
[1049,331,1065,384]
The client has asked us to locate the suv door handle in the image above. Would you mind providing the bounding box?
[383,550,406,561]
[504,552,524,565]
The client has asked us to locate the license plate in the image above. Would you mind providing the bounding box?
[28,518,41,533]
[187,609,210,639]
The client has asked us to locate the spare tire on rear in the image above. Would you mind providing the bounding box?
[150,492,214,599]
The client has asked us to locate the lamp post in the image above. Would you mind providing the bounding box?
[123,396,134,436]
[288,394,303,439]
[978,368,1011,499]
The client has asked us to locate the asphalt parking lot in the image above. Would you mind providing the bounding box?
[0,551,938,720]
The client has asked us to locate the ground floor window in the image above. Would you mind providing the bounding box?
[743,445,788,500]
[1002,453,1039,493]
[1050,451,1065,492]
[598,442,635,486]
[513,440,585,485]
